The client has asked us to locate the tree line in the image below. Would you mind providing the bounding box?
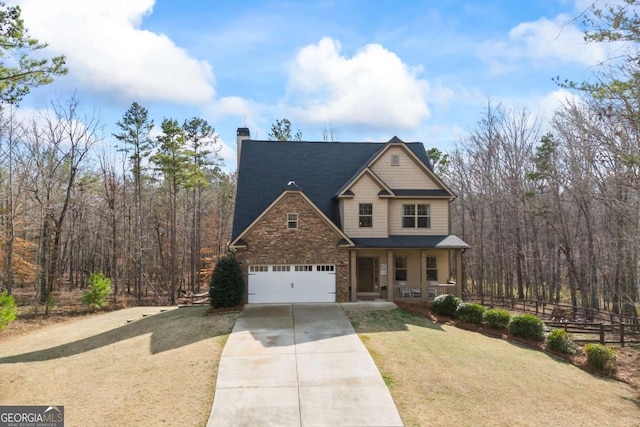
[0,98,236,308]
[445,1,640,317]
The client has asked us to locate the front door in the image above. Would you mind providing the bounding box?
[357,257,377,292]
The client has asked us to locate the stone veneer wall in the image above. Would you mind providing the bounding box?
[234,192,350,302]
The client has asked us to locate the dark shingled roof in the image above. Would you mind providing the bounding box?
[351,235,471,249]
[232,139,433,240]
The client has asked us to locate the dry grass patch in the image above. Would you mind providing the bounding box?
[0,306,238,427]
[346,309,639,427]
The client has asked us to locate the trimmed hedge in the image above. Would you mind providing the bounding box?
[455,302,486,324]
[585,343,617,372]
[209,255,244,308]
[483,308,510,329]
[508,314,545,340]
[431,294,462,317]
[547,329,576,354]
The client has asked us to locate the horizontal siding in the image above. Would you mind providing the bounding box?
[371,146,439,190]
[388,199,449,235]
[342,174,388,238]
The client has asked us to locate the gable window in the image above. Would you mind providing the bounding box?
[402,204,431,228]
[395,257,407,281]
[287,213,298,229]
[391,154,400,166]
[426,256,438,281]
[359,203,373,227]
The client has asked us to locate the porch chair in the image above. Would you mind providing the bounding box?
[397,281,412,298]
[411,287,421,298]
[427,281,438,299]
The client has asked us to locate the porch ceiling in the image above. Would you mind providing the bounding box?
[350,235,470,249]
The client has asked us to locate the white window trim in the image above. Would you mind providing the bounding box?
[287,213,298,229]
[359,203,373,228]
[402,204,431,228]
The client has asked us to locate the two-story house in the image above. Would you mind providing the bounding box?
[229,128,469,303]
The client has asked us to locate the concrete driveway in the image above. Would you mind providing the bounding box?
[207,303,403,427]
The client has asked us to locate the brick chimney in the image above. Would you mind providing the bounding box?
[236,127,250,170]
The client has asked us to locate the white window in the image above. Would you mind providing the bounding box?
[250,265,269,272]
[287,213,298,229]
[272,265,291,272]
[426,257,438,281]
[402,204,431,228]
[395,257,407,281]
[391,154,400,166]
[359,203,372,227]
[295,265,313,272]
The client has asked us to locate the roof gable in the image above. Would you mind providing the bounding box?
[230,188,352,247]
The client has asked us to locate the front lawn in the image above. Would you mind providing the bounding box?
[346,308,639,427]
[0,306,237,427]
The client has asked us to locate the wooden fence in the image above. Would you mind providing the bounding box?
[463,293,640,347]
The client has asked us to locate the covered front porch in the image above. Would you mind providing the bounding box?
[348,235,469,303]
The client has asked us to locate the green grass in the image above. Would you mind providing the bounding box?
[346,308,639,427]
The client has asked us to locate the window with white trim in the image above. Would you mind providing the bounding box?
[316,265,335,272]
[359,203,372,227]
[402,204,431,228]
[249,265,269,272]
[287,213,298,229]
[426,256,438,281]
[272,265,291,272]
[295,265,313,272]
[391,154,399,166]
[395,257,407,281]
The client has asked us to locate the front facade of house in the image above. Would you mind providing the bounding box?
[229,128,469,303]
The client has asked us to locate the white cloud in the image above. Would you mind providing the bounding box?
[480,14,608,74]
[285,37,438,129]
[14,0,215,104]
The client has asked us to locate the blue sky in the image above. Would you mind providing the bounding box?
[11,0,607,171]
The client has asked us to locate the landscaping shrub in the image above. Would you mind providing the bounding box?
[508,313,545,340]
[82,273,112,310]
[585,343,617,372]
[0,291,17,332]
[483,308,510,329]
[455,302,485,324]
[209,255,244,308]
[431,294,462,317]
[547,329,576,354]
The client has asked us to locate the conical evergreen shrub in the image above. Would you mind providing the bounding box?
[209,255,244,308]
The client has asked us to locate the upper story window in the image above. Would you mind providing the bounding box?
[391,154,400,166]
[402,204,431,228]
[287,213,298,229]
[359,203,373,227]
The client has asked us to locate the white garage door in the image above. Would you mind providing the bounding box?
[248,264,336,303]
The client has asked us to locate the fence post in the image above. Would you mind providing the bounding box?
[542,301,546,317]
[620,322,625,348]
[599,323,605,345]
[535,300,539,316]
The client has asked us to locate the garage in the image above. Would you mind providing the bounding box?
[248,264,336,303]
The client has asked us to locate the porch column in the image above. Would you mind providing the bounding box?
[350,250,357,302]
[387,250,394,302]
[420,250,428,302]
[455,250,463,298]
